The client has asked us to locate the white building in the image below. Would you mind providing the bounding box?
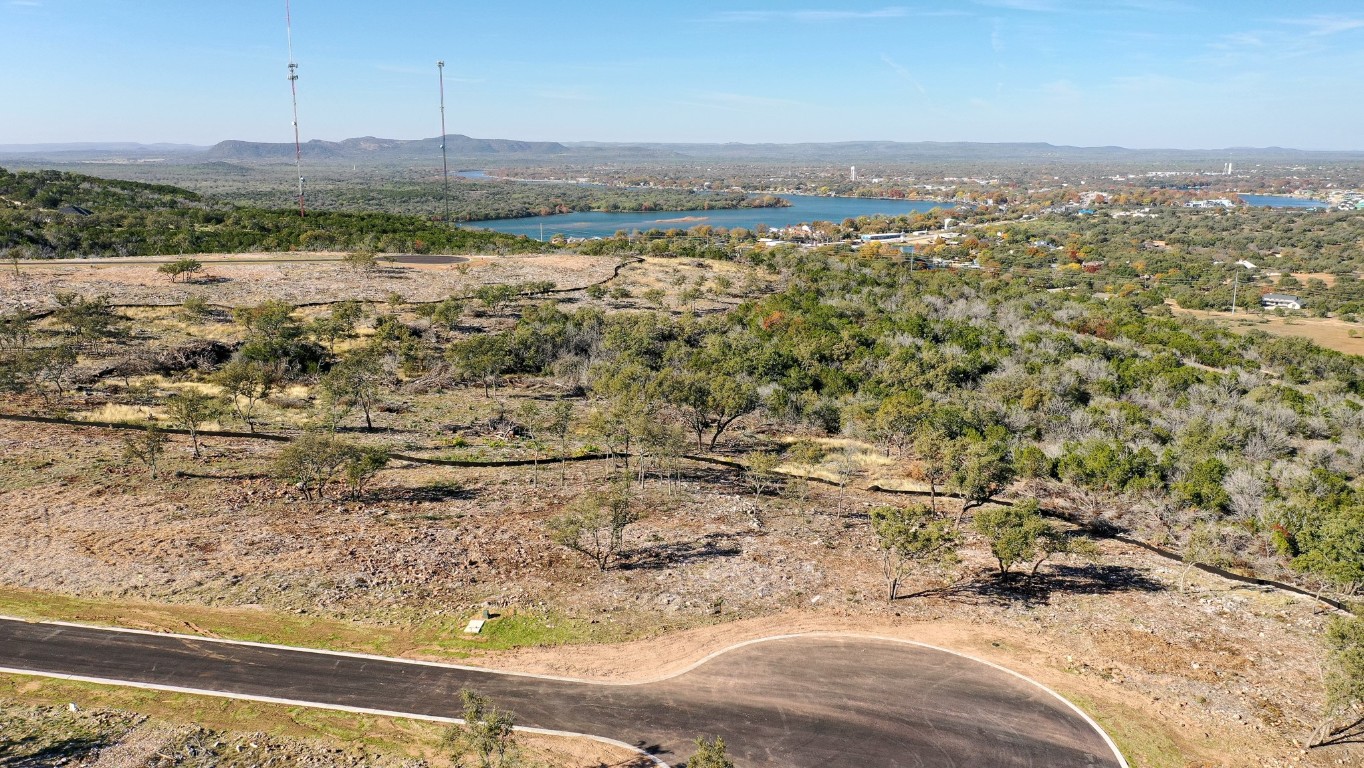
[1261,293,1305,311]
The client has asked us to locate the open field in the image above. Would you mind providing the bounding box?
[0,251,618,311]
[1170,304,1364,356]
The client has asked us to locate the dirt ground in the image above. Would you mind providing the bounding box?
[1171,305,1364,357]
[0,251,619,310]
[0,419,1357,768]
[0,256,1358,768]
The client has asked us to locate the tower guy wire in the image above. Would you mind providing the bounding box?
[438,60,450,226]
[286,0,305,217]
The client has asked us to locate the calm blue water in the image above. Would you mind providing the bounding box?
[1239,194,1329,209]
[470,194,953,238]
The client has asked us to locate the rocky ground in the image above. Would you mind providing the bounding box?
[0,252,618,311]
[0,417,1359,767]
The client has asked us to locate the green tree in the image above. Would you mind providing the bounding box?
[319,347,388,431]
[272,432,356,500]
[547,483,640,571]
[911,427,955,513]
[157,257,203,283]
[121,424,168,479]
[448,333,511,397]
[973,500,1090,580]
[869,504,959,601]
[165,389,221,458]
[1310,616,1364,747]
[343,446,389,497]
[948,438,1014,523]
[665,372,760,452]
[51,292,123,348]
[743,451,782,499]
[309,300,365,352]
[214,359,282,433]
[547,400,575,485]
[342,248,381,274]
[445,689,517,768]
[474,284,520,315]
[1291,505,1364,597]
[688,736,735,768]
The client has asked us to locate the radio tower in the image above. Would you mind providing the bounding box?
[285,0,305,216]
[438,60,450,226]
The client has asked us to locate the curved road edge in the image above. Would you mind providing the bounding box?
[0,663,670,767]
[0,615,1129,767]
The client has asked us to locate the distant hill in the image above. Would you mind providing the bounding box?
[0,142,206,155]
[204,134,572,163]
[6,135,1364,168]
[568,140,1364,165]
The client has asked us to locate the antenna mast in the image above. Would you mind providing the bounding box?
[438,61,450,226]
[286,0,305,217]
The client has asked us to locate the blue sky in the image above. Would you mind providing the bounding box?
[4,0,1364,149]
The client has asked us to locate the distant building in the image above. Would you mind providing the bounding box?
[859,232,906,243]
[58,205,93,216]
[1261,293,1305,311]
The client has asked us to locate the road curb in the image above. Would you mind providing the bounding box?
[0,615,1127,767]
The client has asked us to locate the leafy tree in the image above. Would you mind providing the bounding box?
[1310,616,1364,747]
[448,333,511,397]
[344,446,389,497]
[948,437,1014,522]
[1174,458,1231,514]
[13,344,78,402]
[164,389,221,457]
[688,736,735,768]
[214,359,282,433]
[51,292,123,348]
[973,499,1091,580]
[342,248,381,273]
[1291,505,1364,597]
[157,257,203,283]
[665,372,760,451]
[869,504,959,600]
[911,427,955,513]
[547,483,640,571]
[318,347,388,431]
[474,284,520,315]
[121,424,168,479]
[180,295,213,321]
[309,300,365,352]
[547,400,574,485]
[272,432,356,500]
[445,689,517,768]
[743,451,782,499]
[0,309,36,351]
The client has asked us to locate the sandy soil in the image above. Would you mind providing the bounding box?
[0,252,618,310]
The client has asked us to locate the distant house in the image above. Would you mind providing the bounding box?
[1261,293,1305,311]
[57,205,93,216]
[859,232,906,243]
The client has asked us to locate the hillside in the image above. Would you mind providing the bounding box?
[0,166,546,258]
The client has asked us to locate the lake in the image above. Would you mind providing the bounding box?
[1239,194,1329,209]
[468,193,955,239]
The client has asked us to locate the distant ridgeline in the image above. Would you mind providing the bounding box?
[0,167,546,257]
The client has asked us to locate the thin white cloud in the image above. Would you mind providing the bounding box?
[1280,14,1364,37]
[975,0,1060,12]
[880,54,929,97]
[714,7,910,23]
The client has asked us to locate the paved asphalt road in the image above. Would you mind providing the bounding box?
[0,619,1124,767]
